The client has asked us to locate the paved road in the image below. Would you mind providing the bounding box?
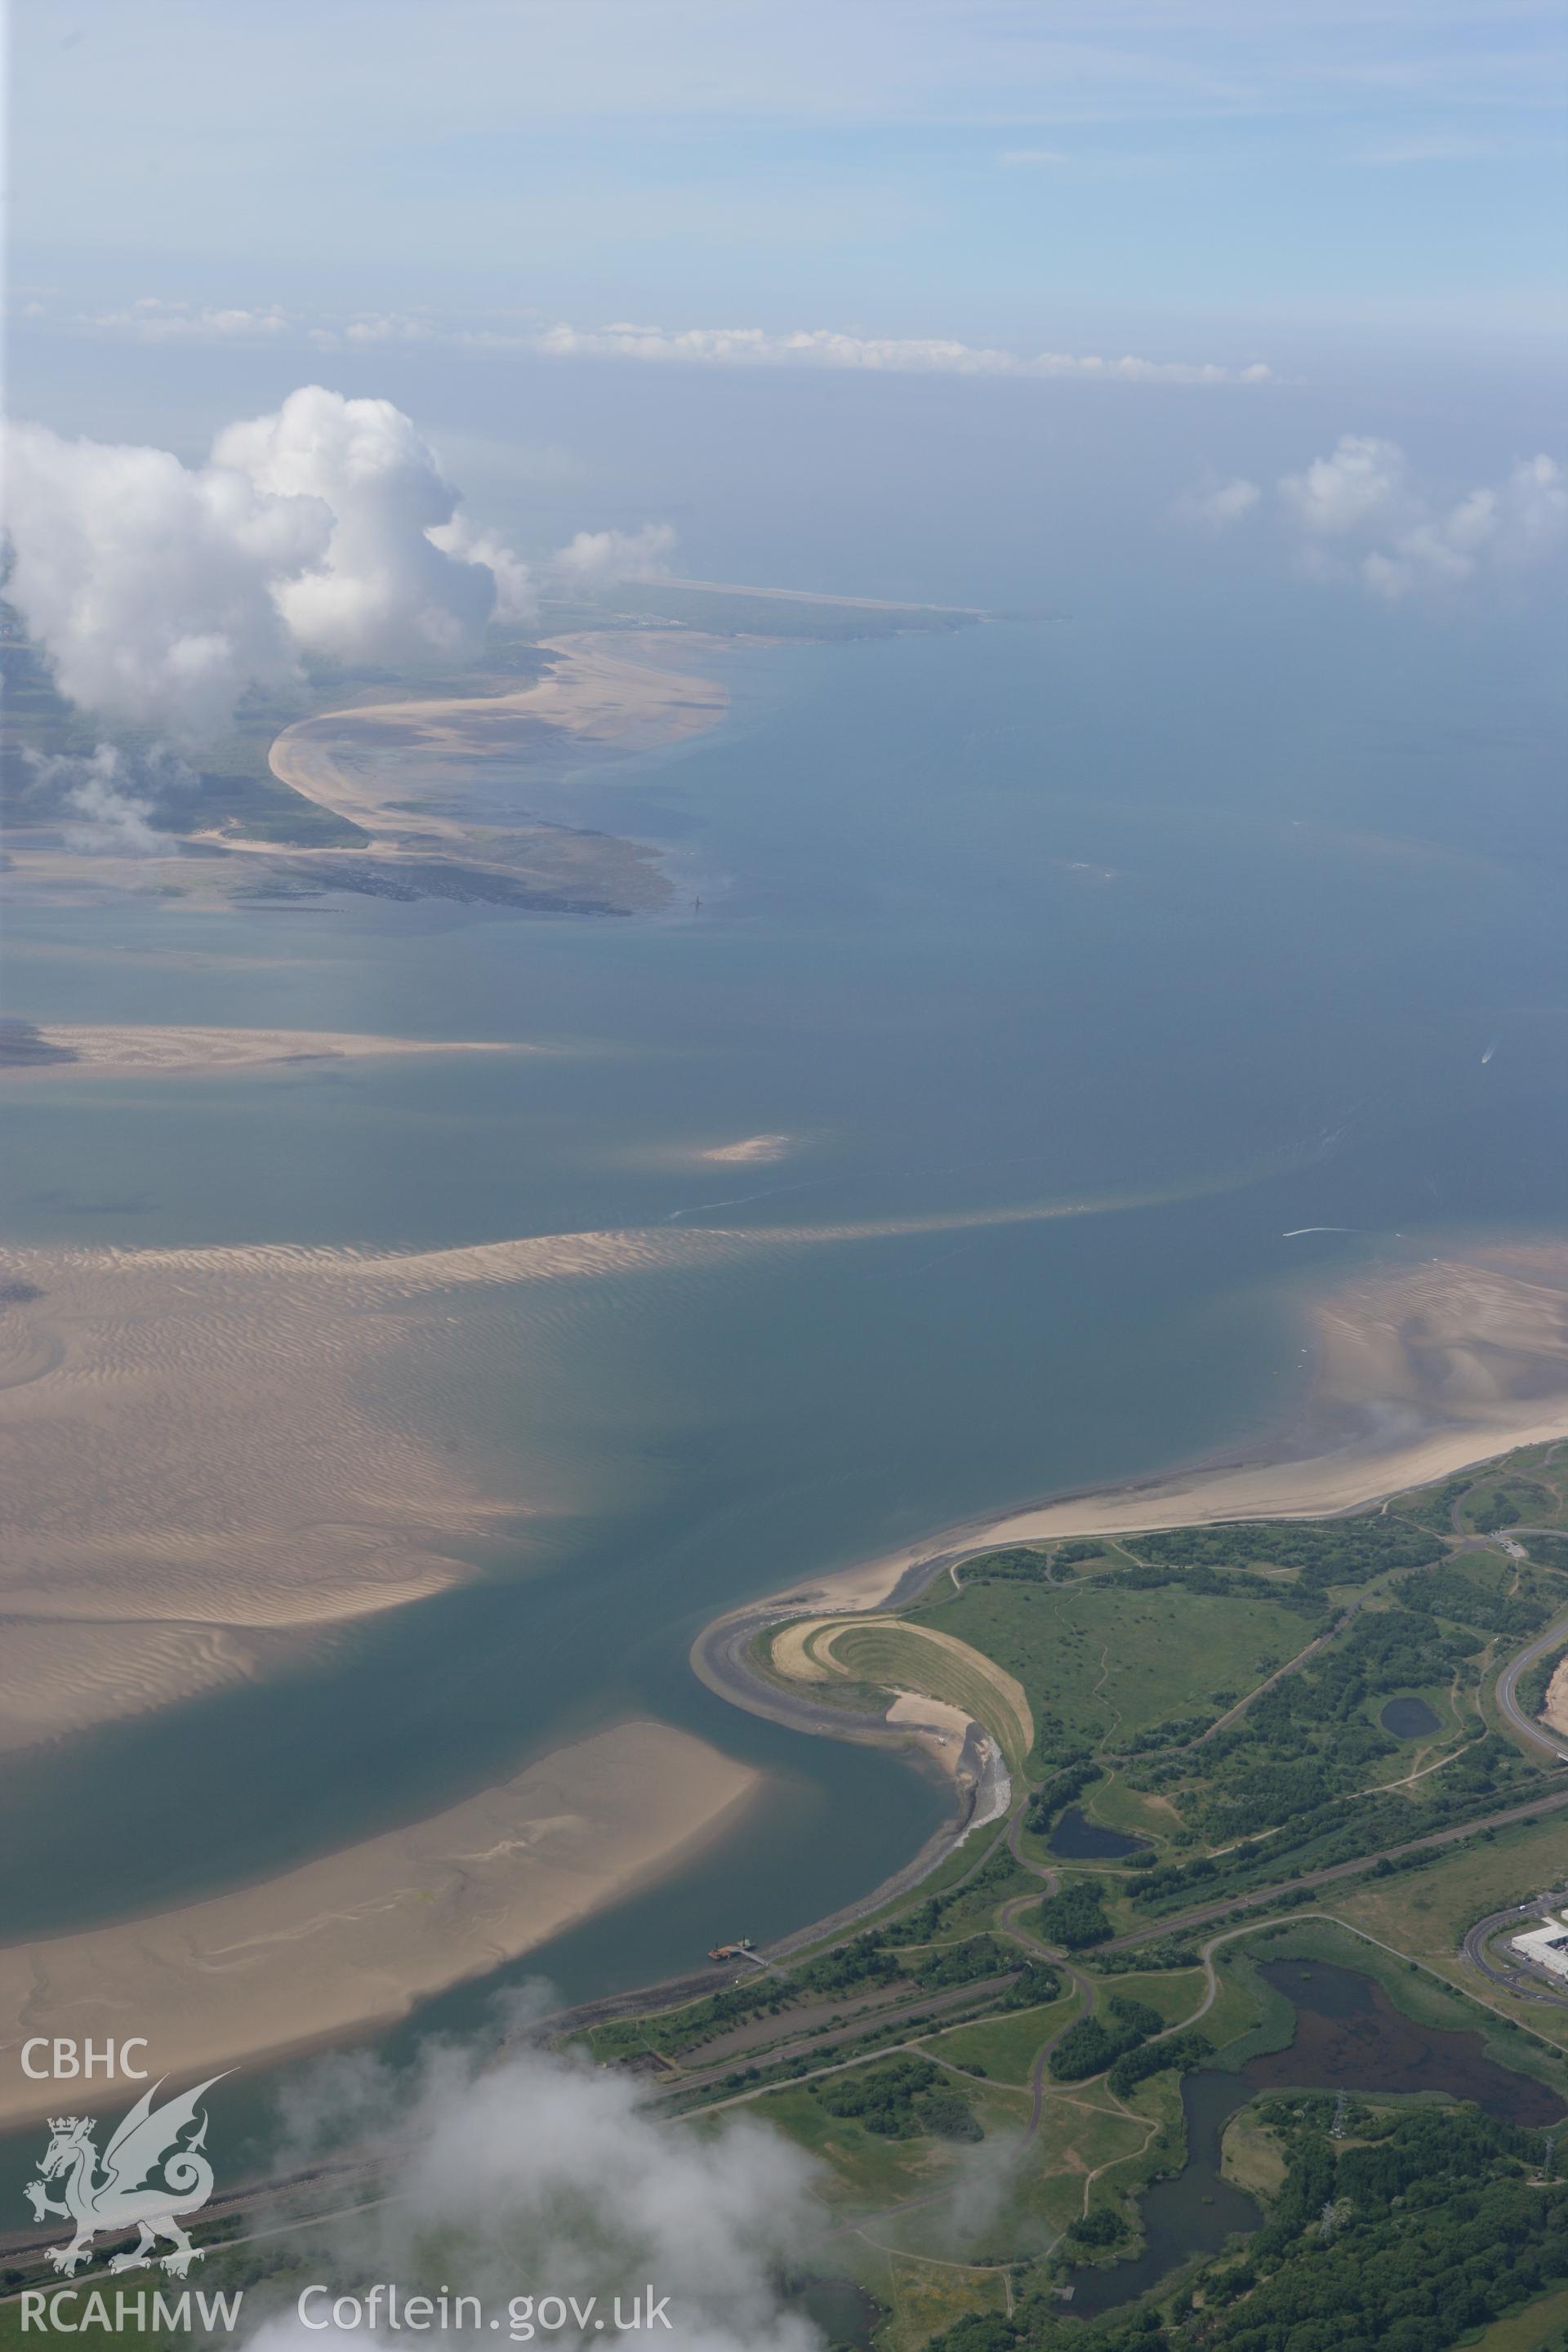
[1462,1902,1568,2009]
[1494,1607,1568,1762]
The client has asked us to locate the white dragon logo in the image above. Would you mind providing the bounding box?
[25,2074,228,2277]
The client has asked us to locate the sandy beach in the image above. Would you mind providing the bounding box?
[268,632,727,850]
[776,1245,1568,1614]
[0,1023,530,1080]
[0,1720,758,2128]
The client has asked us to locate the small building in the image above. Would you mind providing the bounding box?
[1511,1918,1568,1981]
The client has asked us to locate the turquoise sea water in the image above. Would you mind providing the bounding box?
[2,612,1566,2167]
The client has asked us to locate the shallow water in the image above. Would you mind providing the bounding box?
[4,615,1568,2170]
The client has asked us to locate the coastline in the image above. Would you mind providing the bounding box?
[266,632,728,852]
[747,1245,1568,1621]
[692,1246,1568,1776]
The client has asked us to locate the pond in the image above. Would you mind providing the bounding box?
[1064,2068,1258,2316]
[1380,1694,1441,1738]
[1245,1958,1562,2121]
[1049,1806,1150,1861]
[1064,1956,1563,2317]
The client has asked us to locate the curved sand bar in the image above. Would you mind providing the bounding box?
[269,633,727,852]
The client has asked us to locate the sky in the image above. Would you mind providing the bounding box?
[11,0,1566,346]
[6,0,1566,706]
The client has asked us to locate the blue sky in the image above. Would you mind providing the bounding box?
[7,0,1565,633]
[11,0,1566,348]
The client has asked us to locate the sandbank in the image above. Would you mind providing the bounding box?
[0,1023,528,1080]
[0,1720,758,2128]
[701,1134,795,1164]
[7,1223,1563,1748]
[0,1186,1243,1741]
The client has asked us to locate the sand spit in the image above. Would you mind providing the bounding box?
[0,1720,758,2128]
[785,1246,1568,1613]
[0,1023,528,1080]
[269,633,726,850]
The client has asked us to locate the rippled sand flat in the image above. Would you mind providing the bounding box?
[0,1719,758,2125]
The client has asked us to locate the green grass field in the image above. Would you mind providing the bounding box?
[918,1994,1080,2085]
[1459,2282,1568,2352]
[746,2082,950,2210]
[1089,1967,1209,2029]
[909,1576,1293,1764]
[875,2253,1008,2352]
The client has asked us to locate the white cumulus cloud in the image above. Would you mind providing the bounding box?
[3,418,328,740]
[1278,433,1409,537]
[1179,434,1567,599]
[553,523,679,589]
[2,390,535,739]
[1171,475,1262,530]
[211,388,512,665]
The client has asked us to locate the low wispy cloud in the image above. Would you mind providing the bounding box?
[19,745,182,856]
[1176,434,1568,598]
[504,318,1270,386]
[1170,475,1263,532]
[30,296,1273,389]
[249,2029,825,2352]
[89,296,296,340]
